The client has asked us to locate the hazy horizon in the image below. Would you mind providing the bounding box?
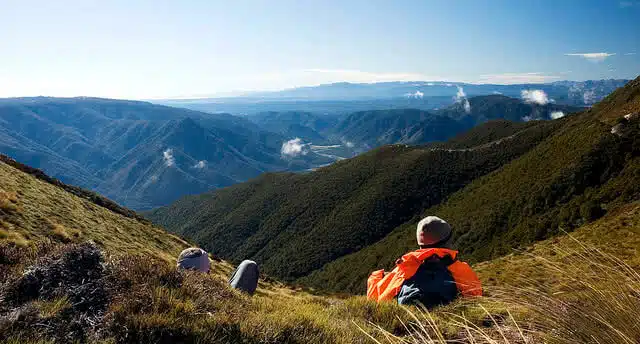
[1,0,639,99]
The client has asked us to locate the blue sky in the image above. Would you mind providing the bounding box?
[0,0,638,99]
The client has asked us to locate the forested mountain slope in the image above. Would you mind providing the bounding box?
[333,109,465,147]
[148,118,564,281]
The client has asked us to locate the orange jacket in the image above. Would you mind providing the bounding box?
[367,248,482,302]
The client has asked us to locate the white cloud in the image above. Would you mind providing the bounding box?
[454,86,471,113]
[492,91,503,95]
[281,138,309,158]
[550,111,565,120]
[463,100,471,113]
[521,89,549,105]
[564,53,616,62]
[426,82,435,86]
[193,160,206,169]
[405,90,424,99]
[344,141,355,148]
[522,115,533,122]
[456,86,467,99]
[474,72,561,84]
[624,52,637,56]
[163,149,175,167]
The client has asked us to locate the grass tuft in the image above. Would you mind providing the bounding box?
[0,190,18,212]
[48,223,81,243]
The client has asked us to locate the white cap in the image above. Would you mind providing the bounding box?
[416,216,452,246]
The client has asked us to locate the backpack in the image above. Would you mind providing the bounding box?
[397,255,458,307]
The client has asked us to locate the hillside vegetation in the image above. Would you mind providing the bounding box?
[0,156,187,261]
[2,155,640,343]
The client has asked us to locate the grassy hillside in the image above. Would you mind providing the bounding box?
[148,118,562,281]
[0,156,187,261]
[475,201,640,290]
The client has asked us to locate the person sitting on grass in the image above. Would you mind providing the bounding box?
[367,216,482,308]
[177,247,259,296]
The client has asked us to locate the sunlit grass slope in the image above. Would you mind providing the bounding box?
[0,158,187,261]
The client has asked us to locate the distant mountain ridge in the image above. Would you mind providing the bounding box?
[157,79,628,114]
[247,95,583,151]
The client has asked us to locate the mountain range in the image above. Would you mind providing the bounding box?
[0,98,335,209]
[0,91,586,209]
[148,76,640,292]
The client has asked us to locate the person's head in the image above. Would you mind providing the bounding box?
[176,247,210,273]
[416,216,453,249]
